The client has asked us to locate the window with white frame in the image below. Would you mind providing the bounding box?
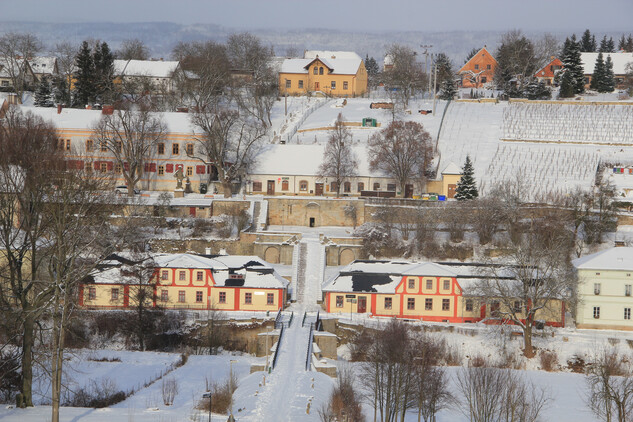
[626,285,632,297]
[593,306,600,319]
[625,308,631,320]
[594,283,601,295]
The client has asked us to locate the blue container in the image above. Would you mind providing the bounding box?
[438,195,446,201]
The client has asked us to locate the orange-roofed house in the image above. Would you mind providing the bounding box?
[534,57,563,86]
[458,47,497,88]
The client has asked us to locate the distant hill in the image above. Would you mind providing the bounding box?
[0,21,622,68]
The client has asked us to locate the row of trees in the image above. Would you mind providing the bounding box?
[317,114,435,197]
[580,29,633,53]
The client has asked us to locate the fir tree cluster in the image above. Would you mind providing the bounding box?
[589,52,615,93]
[75,40,115,106]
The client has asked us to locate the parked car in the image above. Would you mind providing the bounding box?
[114,185,140,195]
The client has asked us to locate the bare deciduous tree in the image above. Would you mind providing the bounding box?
[0,107,61,407]
[455,366,550,422]
[190,107,267,197]
[91,106,168,196]
[117,38,150,60]
[586,348,633,422]
[368,121,434,197]
[53,42,78,106]
[0,32,41,100]
[227,33,277,127]
[383,44,425,107]
[172,40,231,111]
[318,113,358,197]
[473,216,576,358]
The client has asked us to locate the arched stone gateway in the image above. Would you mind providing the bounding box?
[339,248,356,265]
[264,246,280,264]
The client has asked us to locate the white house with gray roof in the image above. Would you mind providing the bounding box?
[573,247,633,330]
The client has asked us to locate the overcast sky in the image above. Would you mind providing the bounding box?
[4,0,633,32]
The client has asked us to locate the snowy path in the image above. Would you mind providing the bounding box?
[297,232,325,310]
[233,309,332,421]
[231,233,331,420]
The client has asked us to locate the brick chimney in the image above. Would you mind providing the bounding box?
[57,104,63,114]
[102,105,114,115]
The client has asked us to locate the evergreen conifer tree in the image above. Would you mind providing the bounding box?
[454,156,478,200]
[52,75,70,106]
[74,41,95,107]
[626,35,633,53]
[607,37,615,53]
[602,55,615,92]
[581,29,595,52]
[560,36,585,96]
[619,35,627,51]
[94,42,115,104]
[590,52,606,91]
[591,35,597,52]
[34,78,53,107]
[439,78,457,100]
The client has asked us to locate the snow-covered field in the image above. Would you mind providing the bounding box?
[277,94,633,201]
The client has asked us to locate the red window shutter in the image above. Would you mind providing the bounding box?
[206,165,211,174]
[196,165,205,174]
[93,161,100,170]
[124,162,129,172]
[107,161,113,171]
[150,163,157,172]
[166,164,174,173]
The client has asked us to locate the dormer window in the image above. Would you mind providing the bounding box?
[319,67,324,75]
[313,66,318,75]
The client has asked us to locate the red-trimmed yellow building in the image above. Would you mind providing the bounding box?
[80,253,288,312]
[458,47,497,88]
[322,260,564,327]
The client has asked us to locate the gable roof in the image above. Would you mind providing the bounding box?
[580,52,633,75]
[29,56,57,75]
[573,247,633,271]
[280,50,363,76]
[534,57,563,78]
[251,144,389,178]
[441,162,462,175]
[114,59,181,78]
[153,253,227,270]
[458,47,497,73]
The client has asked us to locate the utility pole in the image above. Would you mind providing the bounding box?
[420,44,433,99]
[432,64,438,115]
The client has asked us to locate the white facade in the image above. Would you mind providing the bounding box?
[573,247,633,330]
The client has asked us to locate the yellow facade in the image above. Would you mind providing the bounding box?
[279,58,367,97]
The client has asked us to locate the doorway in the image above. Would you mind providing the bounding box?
[309,217,315,227]
[404,184,413,198]
[267,180,275,195]
[315,183,324,196]
[447,184,456,198]
[357,296,367,313]
[315,82,320,91]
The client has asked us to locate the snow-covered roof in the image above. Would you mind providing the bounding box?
[573,247,633,271]
[441,162,462,175]
[20,105,197,134]
[250,144,388,178]
[86,252,288,289]
[581,52,633,75]
[114,59,180,78]
[213,268,288,289]
[154,253,226,270]
[280,51,362,76]
[402,262,458,277]
[29,56,57,75]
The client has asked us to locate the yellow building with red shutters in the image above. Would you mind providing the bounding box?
[322,260,565,327]
[279,50,367,97]
[79,253,288,312]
